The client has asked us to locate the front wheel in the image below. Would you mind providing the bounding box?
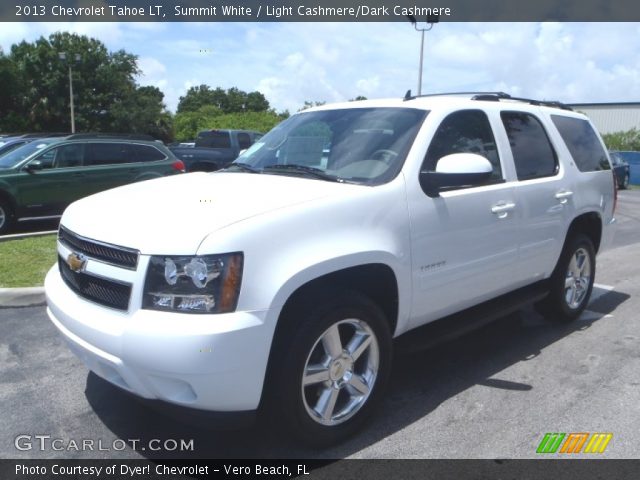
[270,291,392,446]
[537,234,595,323]
[0,199,13,235]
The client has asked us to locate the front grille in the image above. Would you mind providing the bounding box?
[58,226,139,269]
[59,256,132,311]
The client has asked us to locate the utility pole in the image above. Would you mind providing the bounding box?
[407,15,439,96]
[59,52,81,133]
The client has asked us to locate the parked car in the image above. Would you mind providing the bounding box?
[0,137,34,157]
[46,93,616,446]
[609,151,631,189]
[170,129,262,172]
[0,134,185,234]
[0,133,70,158]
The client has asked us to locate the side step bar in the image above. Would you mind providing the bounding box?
[395,281,549,353]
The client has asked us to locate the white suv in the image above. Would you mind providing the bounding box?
[46,93,616,445]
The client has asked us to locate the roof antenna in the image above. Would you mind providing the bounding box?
[404,89,413,101]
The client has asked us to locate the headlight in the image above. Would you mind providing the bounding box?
[143,253,243,313]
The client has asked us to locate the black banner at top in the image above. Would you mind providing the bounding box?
[3,0,640,22]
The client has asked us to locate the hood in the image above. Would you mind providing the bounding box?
[61,172,359,254]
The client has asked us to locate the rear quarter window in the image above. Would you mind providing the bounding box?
[131,144,166,162]
[551,115,611,172]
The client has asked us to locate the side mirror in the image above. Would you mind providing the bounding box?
[419,153,493,197]
[25,160,44,173]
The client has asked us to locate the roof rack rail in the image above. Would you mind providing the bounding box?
[65,133,157,141]
[4,132,70,138]
[403,90,511,101]
[402,90,573,110]
[471,93,573,111]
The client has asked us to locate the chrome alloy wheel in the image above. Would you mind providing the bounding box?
[564,247,592,309]
[0,205,5,230]
[301,319,379,426]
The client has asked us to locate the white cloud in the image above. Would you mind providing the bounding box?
[138,56,166,79]
[356,76,380,95]
[1,22,640,113]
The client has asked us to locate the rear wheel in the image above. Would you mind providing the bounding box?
[537,234,595,323]
[269,291,392,446]
[621,173,629,189]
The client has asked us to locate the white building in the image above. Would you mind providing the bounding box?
[568,102,640,134]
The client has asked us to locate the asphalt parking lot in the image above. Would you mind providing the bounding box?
[1,190,639,460]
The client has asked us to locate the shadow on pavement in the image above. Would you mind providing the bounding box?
[84,288,630,459]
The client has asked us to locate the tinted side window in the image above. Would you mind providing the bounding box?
[551,115,610,172]
[197,131,231,148]
[423,110,502,181]
[32,144,83,169]
[53,144,84,168]
[131,144,166,162]
[501,112,557,180]
[237,133,252,150]
[86,143,133,166]
[33,148,57,169]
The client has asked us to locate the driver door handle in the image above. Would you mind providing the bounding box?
[491,201,516,219]
[555,190,574,204]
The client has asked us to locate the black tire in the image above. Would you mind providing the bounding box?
[0,199,13,235]
[268,290,392,446]
[536,234,596,323]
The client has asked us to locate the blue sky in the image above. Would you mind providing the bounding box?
[1,22,639,113]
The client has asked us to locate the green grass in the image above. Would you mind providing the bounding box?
[0,235,57,288]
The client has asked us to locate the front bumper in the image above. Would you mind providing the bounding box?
[45,266,271,412]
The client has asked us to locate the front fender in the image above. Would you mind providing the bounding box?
[197,176,413,338]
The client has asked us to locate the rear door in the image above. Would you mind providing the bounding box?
[498,110,574,283]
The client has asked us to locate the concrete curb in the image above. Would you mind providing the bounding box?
[0,287,46,308]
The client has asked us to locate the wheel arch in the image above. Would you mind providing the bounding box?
[0,188,17,216]
[259,262,399,406]
[566,211,603,254]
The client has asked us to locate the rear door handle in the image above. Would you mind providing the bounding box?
[555,190,573,204]
[491,201,516,219]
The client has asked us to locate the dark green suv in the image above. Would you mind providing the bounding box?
[0,135,185,234]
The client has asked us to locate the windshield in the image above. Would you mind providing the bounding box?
[232,107,428,185]
[0,139,59,168]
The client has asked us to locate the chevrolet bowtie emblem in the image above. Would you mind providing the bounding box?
[66,252,87,273]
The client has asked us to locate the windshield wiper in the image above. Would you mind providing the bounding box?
[223,162,261,173]
[263,164,340,182]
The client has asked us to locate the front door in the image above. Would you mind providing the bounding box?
[407,109,520,326]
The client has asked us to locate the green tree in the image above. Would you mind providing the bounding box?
[7,32,139,133]
[110,86,174,143]
[177,85,271,114]
[173,106,283,141]
[173,105,223,141]
[602,128,640,151]
[0,51,27,131]
[1,31,173,139]
[298,100,326,112]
